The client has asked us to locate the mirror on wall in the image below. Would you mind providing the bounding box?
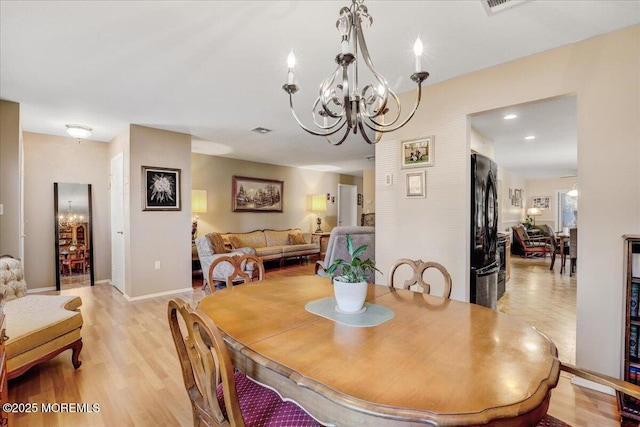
[54,183,95,290]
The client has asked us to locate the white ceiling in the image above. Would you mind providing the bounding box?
[470,95,577,180]
[1,1,638,176]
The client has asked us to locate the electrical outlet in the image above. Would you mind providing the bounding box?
[155,261,161,269]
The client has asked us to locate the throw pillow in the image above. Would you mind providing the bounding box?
[207,233,227,254]
[289,233,306,245]
[229,236,243,249]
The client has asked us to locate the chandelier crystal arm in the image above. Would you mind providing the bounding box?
[361,77,427,134]
[284,91,351,145]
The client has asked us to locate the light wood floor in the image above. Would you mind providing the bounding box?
[7,258,620,426]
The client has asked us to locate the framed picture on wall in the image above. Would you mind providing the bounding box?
[532,196,551,209]
[232,176,283,212]
[142,166,181,211]
[401,136,435,169]
[405,171,426,198]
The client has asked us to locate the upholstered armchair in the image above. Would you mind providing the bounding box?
[315,226,376,282]
[0,255,83,379]
[194,233,257,289]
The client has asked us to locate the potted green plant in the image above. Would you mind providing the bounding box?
[325,234,381,314]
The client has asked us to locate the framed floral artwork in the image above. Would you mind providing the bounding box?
[142,166,181,211]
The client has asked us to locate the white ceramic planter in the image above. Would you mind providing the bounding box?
[333,279,368,314]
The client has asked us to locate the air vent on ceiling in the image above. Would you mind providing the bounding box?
[481,0,530,16]
[251,127,272,134]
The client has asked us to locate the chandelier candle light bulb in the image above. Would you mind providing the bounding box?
[287,50,296,85]
[414,37,423,72]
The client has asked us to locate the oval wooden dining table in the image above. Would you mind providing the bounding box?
[198,275,560,426]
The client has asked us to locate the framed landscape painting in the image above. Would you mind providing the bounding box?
[401,136,435,169]
[142,166,181,211]
[232,176,283,212]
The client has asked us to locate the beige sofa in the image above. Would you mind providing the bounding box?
[222,229,320,265]
[0,255,83,379]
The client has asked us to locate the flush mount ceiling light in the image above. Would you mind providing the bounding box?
[503,114,518,120]
[65,124,92,140]
[524,135,536,140]
[282,0,429,145]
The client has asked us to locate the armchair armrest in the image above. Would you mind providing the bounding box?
[201,248,257,283]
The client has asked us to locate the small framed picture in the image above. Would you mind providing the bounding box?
[405,171,426,198]
[401,136,435,169]
[532,196,551,209]
[357,193,363,206]
[142,166,181,211]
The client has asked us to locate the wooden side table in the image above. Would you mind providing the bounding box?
[191,243,202,280]
[312,232,331,259]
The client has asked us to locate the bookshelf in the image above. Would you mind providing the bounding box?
[621,235,640,425]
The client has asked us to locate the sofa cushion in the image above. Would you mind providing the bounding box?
[254,247,283,258]
[5,295,83,359]
[0,256,28,301]
[281,244,319,255]
[265,229,301,247]
[289,233,306,245]
[224,231,267,249]
[206,232,228,254]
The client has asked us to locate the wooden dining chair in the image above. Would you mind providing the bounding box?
[387,258,452,298]
[167,298,320,427]
[205,254,265,292]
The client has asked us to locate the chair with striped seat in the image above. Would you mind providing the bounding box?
[168,298,320,427]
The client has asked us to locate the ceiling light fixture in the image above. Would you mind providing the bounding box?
[524,135,536,140]
[503,114,518,120]
[282,0,429,145]
[65,124,92,140]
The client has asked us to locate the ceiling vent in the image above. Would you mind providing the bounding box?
[481,0,530,16]
[251,127,272,134]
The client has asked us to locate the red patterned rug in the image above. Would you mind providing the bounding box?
[537,414,571,426]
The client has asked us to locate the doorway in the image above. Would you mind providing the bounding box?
[337,184,357,227]
[111,153,125,294]
[469,95,578,364]
[54,183,95,290]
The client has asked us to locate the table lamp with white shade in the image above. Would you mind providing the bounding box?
[191,190,208,239]
[311,194,327,233]
[526,207,542,226]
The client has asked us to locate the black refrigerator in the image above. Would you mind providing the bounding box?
[470,153,499,309]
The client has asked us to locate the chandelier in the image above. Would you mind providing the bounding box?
[282,0,429,145]
[58,201,83,228]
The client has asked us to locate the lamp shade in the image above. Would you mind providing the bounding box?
[191,190,208,213]
[311,194,327,212]
[526,207,542,217]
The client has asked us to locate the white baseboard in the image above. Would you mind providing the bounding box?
[27,286,56,293]
[95,279,110,284]
[572,376,615,396]
[122,287,194,302]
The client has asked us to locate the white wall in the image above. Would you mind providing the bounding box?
[376,25,640,377]
[22,132,110,288]
[525,177,577,229]
[0,100,22,257]
[498,167,527,233]
[192,153,362,235]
